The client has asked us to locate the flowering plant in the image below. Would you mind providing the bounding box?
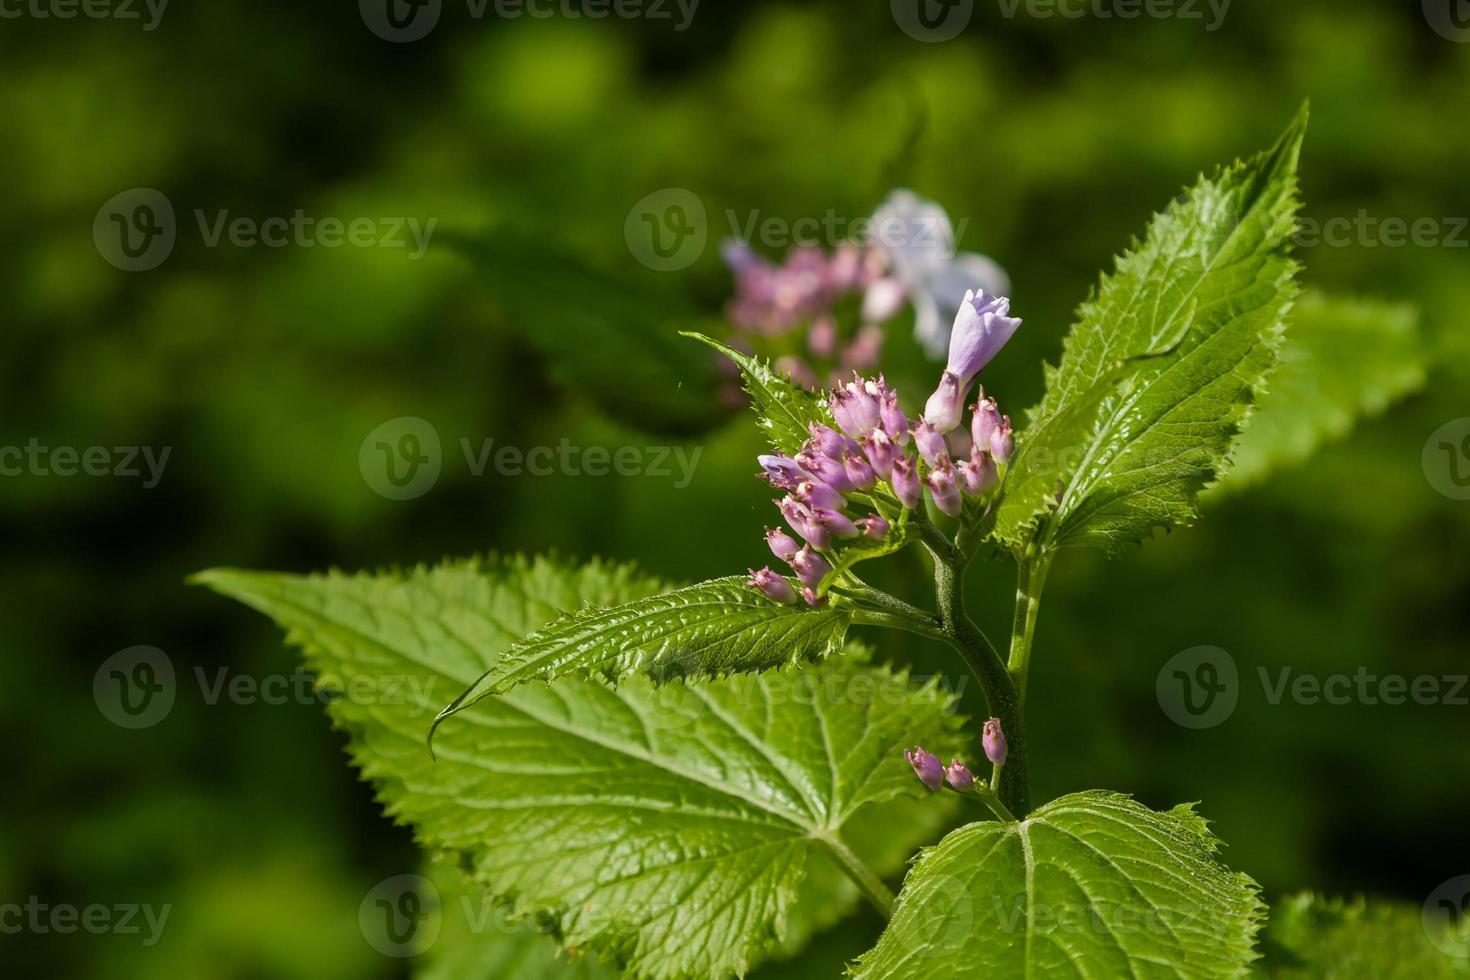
[198,106,1443,977]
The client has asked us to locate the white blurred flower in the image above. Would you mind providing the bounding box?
[867,189,1010,358]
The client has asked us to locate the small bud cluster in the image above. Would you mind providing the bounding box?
[721,240,899,392]
[906,718,1006,795]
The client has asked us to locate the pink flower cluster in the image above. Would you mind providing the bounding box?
[746,381,1013,607]
[746,290,1023,607]
[722,241,900,391]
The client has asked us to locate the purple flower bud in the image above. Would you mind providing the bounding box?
[777,497,831,550]
[914,421,950,468]
[812,507,860,539]
[944,759,975,790]
[891,454,923,509]
[830,376,883,438]
[971,394,1002,450]
[758,454,811,491]
[956,455,998,497]
[843,452,877,491]
[791,546,832,590]
[746,567,797,604]
[982,717,1007,768]
[856,514,890,540]
[905,746,944,792]
[880,389,910,444]
[946,290,1022,386]
[925,462,963,517]
[861,429,897,480]
[765,526,801,563]
[923,370,966,434]
[808,422,858,459]
[989,416,1014,463]
[796,449,854,493]
[861,277,907,323]
[800,586,827,608]
[796,480,847,512]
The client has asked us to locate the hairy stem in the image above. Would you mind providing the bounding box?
[928,544,1031,817]
[815,831,895,918]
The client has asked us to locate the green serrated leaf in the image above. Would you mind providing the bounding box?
[1209,290,1426,495]
[417,856,616,980]
[850,790,1266,979]
[994,107,1307,555]
[1256,892,1470,979]
[432,575,852,730]
[683,331,828,455]
[196,557,960,980]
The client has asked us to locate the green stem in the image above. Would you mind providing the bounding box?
[841,581,945,636]
[1007,552,1053,703]
[815,831,895,918]
[953,782,1016,823]
[928,544,1031,818]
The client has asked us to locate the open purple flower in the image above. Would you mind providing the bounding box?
[924,291,1022,432]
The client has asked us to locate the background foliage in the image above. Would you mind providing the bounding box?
[2,1,1468,976]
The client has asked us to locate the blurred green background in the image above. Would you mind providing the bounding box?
[2,1,1468,976]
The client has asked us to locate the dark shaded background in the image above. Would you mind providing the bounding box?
[2,0,1468,976]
